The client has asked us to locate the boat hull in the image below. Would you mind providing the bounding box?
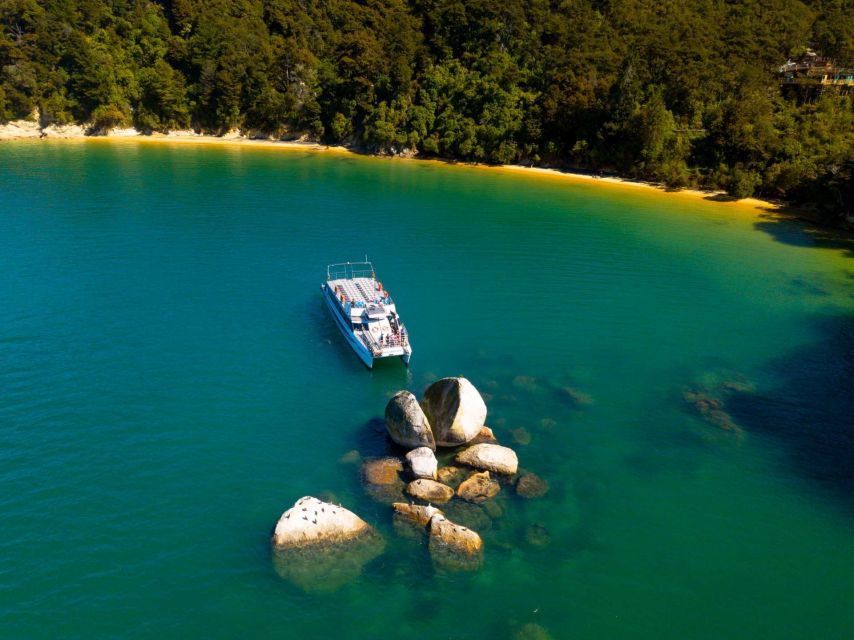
[322,284,374,368]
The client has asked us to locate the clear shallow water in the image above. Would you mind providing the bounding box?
[1,141,852,639]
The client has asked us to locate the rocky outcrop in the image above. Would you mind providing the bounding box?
[406,478,455,504]
[427,514,483,571]
[455,443,519,475]
[406,446,438,480]
[385,391,436,450]
[515,471,549,498]
[271,496,374,548]
[457,470,501,503]
[420,377,487,447]
[271,497,384,592]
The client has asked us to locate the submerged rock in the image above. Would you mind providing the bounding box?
[362,457,404,485]
[338,449,362,465]
[455,443,519,475]
[720,379,756,394]
[385,391,436,450]
[271,496,374,548]
[457,470,501,503]
[682,388,724,413]
[420,377,487,447]
[539,417,557,430]
[562,386,594,407]
[511,427,532,445]
[682,388,743,434]
[524,523,552,547]
[272,534,385,593]
[406,446,438,480]
[442,501,493,532]
[514,622,554,640]
[362,457,406,505]
[436,465,468,489]
[406,478,455,504]
[481,498,505,520]
[515,472,549,498]
[512,375,540,392]
[428,514,483,571]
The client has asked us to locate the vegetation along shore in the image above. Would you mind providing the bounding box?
[1,1,851,220]
[0,124,786,214]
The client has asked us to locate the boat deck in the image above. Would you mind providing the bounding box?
[328,277,388,305]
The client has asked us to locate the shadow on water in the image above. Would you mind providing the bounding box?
[727,314,854,511]
[753,209,854,257]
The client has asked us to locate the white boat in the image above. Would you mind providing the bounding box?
[321,260,412,368]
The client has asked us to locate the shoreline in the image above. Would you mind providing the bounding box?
[0,121,786,213]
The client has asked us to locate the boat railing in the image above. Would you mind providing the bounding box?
[362,328,408,354]
[327,261,375,281]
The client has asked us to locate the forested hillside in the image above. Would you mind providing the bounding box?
[1,1,852,215]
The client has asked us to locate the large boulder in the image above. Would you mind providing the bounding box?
[455,443,519,475]
[385,391,436,450]
[428,514,483,571]
[420,377,487,447]
[406,447,438,480]
[270,496,385,592]
[406,478,455,504]
[272,496,373,548]
[457,470,501,504]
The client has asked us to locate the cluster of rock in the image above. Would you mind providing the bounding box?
[270,376,550,588]
[367,376,549,571]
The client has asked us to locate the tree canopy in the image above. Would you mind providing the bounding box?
[1,0,852,217]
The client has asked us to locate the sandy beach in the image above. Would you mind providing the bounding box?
[0,120,782,213]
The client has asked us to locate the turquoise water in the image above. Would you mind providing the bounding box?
[1,141,852,639]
